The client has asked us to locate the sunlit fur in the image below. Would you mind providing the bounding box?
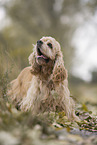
[8,36,79,121]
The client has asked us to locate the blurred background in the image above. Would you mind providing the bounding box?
[0,0,97,113]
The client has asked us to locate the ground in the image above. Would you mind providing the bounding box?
[0,81,97,145]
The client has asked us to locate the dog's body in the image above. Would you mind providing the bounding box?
[8,36,78,121]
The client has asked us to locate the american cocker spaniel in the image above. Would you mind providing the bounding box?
[8,36,79,121]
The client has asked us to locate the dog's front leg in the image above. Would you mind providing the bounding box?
[55,82,79,121]
[20,76,41,114]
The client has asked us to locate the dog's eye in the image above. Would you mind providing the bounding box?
[47,43,52,49]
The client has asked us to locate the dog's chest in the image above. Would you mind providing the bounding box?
[38,63,54,80]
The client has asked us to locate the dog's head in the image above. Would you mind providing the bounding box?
[29,36,62,66]
[36,36,62,65]
[29,36,67,81]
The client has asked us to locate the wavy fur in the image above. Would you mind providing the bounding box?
[8,36,79,121]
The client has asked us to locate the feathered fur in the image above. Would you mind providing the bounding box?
[8,36,79,121]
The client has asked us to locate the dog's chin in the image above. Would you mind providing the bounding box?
[36,57,49,66]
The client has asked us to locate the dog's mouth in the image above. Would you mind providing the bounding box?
[37,47,49,63]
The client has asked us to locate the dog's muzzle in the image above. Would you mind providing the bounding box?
[36,40,49,64]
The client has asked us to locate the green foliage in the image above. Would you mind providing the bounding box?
[0,101,97,145]
[77,111,97,132]
[0,71,9,101]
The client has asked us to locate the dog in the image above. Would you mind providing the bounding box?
[8,36,79,121]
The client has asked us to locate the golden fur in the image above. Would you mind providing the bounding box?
[8,36,79,121]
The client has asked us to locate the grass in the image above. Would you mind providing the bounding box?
[0,62,97,144]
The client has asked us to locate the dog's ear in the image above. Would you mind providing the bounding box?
[29,48,41,75]
[29,50,36,66]
[51,52,67,83]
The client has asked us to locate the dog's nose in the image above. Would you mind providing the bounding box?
[37,40,43,45]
